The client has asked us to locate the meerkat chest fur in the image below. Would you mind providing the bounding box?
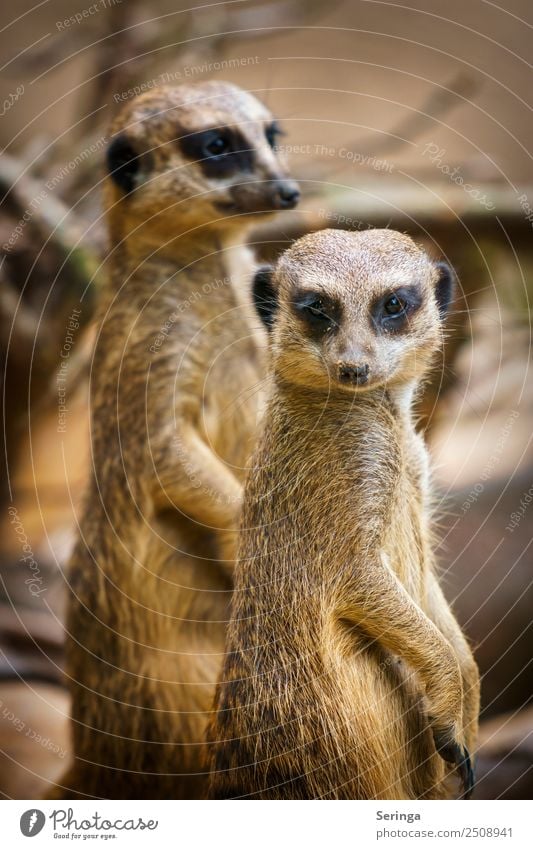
[239,386,429,624]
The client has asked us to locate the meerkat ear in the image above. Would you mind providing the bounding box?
[253,265,278,330]
[434,262,455,317]
[106,134,141,194]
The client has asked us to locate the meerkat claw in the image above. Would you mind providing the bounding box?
[458,746,475,800]
[433,731,475,799]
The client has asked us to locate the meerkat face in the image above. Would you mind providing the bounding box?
[104,81,299,239]
[254,228,454,395]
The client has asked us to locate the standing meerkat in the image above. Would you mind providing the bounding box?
[208,228,480,800]
[55,81,299,799]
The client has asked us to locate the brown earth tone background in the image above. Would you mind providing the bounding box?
[0,0,531,799]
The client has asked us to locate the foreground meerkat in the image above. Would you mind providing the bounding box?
[208,228,479,800]
[55,82,299,799]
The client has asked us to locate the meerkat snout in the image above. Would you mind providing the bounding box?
[227,174,300,214]
[338,362,370,385]
[273,180,301,209]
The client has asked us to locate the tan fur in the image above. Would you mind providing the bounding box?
[208,229,480,799]
[53,82,298,799]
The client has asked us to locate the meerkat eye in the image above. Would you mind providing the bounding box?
[306,300,328,319]
[384,294,406,316]
[303,300,335,328]
[203,134,230,158]
[265,121,283,149]
[372,286,422,332]
[294,292,339,330]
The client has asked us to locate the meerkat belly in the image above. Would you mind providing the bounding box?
[324,646,430,798]
[233,610,429,799]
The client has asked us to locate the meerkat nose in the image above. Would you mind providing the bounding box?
[338,362,370,385]
[274,181,301,209]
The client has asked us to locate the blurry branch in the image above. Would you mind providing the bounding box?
[349,71,479,156]
[0,262,39,366]
[9,0,338,98]
[0,154,98,319]
[0,151,97,425]
[0,152,98,541]
[297,72,481,187]
[222,0,343,38]
[84,1,169,127]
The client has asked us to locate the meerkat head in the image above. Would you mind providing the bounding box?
[254,228,454,395]
[104,81,299,243]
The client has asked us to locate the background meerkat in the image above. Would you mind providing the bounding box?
[208,228,480,800]
[54,81,299,799]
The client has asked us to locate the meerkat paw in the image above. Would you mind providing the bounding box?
[432,728,475,799]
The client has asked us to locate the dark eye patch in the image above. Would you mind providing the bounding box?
[371,285,423,333]
[292,290,341,333]
[434,262,454,317]
[106,134,140,194]
[253,266,277,331]
[178,127,254,178]
[266,121,284,148]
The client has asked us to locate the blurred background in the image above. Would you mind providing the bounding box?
[0,0,531,799]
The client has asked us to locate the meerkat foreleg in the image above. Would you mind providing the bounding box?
[425,572,480,756]
[339,557,474,797]
[153,425,242,572]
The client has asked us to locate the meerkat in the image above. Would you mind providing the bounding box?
[208,228,480,800]
[53,81,300,800]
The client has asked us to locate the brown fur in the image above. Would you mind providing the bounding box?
[208,229,480,799]
[53,81,299,799]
